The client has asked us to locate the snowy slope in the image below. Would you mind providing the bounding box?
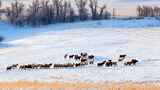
[1,18,160,41]
[0,19,160,82]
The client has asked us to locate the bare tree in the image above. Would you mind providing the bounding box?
[39,0,52,24]
[154,7,160,16]
[26,0,76,25]
[27,0,41,26]
[61,1,75,22]
[104,9,111,19]
[52,0,63,22]
[75,0,88,21]
[89,0,109,20]
[137,6,142,17]
[6,0,25,26]
[137,6,157,17]
[154,7,159,16]
[67,2,75,22]
[0,1,1,8]
[5,0,111,26]
[0,1,2,20]
[99,5,107,19]
[60,1,68,22]
[89,0,98,20]
[144,6,154,17]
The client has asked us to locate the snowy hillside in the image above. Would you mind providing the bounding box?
[0,19,160,82]
[1,18,160,41]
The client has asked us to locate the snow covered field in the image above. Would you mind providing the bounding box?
[0,19,160,82]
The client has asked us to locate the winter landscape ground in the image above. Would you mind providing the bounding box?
[0,18,160,84]
[1,0,160,90]
[1,0,160,89]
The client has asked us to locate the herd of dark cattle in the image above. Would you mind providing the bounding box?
[6,53,139,71]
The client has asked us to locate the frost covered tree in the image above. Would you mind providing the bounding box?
[154,7,160,17]
[38,0,53,24]
[137,6,143,17]
[54,0,71,22]
[67,2,75,22]
[52,0,62,22]
[5,0,111,26]
[26,0,76,25]
[0,1,2,20]
[0,1,1,7]
[62,1,76,22]
[137,5,160,17]
[6,0,25,26]
[89,0,98,20]
[52,0,72,22]
[89,0,108,20]
[75,0,89,21]
[26,0,41,26]
[61,1,71,22]
[104,10,111,19]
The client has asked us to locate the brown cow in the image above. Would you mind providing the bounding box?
[105,60,113,67]
[39,63,52,69]
[80,58,88,65]
[54,63,74,68]
[112,62,117,66]
[124,59,138,66]
[74,63,81,67]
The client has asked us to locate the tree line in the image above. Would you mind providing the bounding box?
[137,5,160,17]
[4,0,111,26]
[1,0,160,27]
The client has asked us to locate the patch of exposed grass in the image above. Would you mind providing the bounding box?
[0,81,160,90]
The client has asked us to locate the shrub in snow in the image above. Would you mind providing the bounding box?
[0,36,4,42]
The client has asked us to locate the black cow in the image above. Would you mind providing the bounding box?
[105,60,117,67]
[118,54,127,61]
[69,55,75,59]
[97,61,106,67]
[6,64,18,71]
[64,54,68,59]
[80,52,88,58]
[88,55,95,59]
[74,55,81,60]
